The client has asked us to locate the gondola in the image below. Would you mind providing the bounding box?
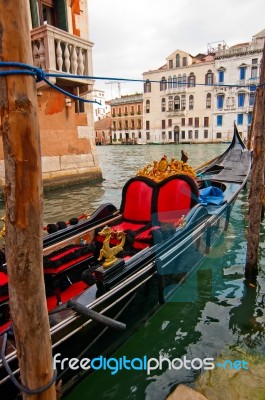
[0,125,251,399]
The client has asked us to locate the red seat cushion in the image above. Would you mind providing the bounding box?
[0,272,8,287]
[120,177,156,223]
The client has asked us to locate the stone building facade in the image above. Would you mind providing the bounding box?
[142,30,265,144]
[110,94,143,144]
[0,0,102,192]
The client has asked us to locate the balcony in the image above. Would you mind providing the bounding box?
[166,109,187,117]
[31,25,94,88]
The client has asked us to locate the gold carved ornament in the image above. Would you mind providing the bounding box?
[136,155,196,182]
[97,226,126,268]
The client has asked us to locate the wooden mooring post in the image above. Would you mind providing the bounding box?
[0,2,56,399]
[245,41,265,279]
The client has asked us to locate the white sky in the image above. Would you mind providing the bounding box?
[89,0,265,99]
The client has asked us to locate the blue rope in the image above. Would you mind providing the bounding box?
[0,61,261,97]
[0,62,102,105]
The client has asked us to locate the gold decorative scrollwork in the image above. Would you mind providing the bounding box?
[137,155,196,182]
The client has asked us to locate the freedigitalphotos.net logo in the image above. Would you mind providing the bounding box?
[53,354,249,375]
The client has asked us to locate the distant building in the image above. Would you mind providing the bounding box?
[142,30,265,144]
[110,94,143,144]
[92,89,111,122]
[94,116,112,145]
[213,29,265,141]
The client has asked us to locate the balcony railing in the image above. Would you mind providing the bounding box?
[31,24,94,87]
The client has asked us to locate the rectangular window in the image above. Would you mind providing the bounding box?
[188,118,193,126]
[216,132,222,139]
[204,130,208,139]
[169,59,173,69]
[217,95,224,109]
[138,132,141,138]
[181,131,185,139]
[146,121,150,130]
[162,120,166,129]
[204,117,209,127]
[194,130,198,139]
[182,57,187,67]
[181,118,185,126]
[146,132,150,140]
[237,114,243,125]
[217,115,223,126]
[188,130,192,139]
[248,112,252,125]
[168,131,172,139]
[238,93,245,107]
[195,117,199,128]
[249,93,255,106]
[251,66,258,79]
[168,119,172,127]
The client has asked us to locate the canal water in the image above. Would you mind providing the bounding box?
[2,143,265,399]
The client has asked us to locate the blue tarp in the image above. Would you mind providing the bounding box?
[198,186,225,205]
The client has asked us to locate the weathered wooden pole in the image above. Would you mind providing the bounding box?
[0,2,56,399]
[245,41,265,278]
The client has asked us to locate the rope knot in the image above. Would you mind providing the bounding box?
[35,67,45,82]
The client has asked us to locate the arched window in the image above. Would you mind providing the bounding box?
[188,72,196,87]
[146,99,150,113]
[173,75,177,88]
[160,77,167,91]
[168,96,173,111]
[161,98,166,112]
[205,70,213,85]
[118,120,122,130]
[189,95,194,110]
[174,96,180,110]
[176,54,180,68]
[144,80,151,93]
[206,93,211,109]
[168,76,173,89]
[239,64,247,80]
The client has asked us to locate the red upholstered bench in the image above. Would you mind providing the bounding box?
[97,177,157,248]
[133,174,199,248]
[97,175,199,251]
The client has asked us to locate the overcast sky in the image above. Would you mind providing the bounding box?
[89,0,265,99]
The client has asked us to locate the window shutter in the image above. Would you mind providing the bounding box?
[55,0,68,31]
[29,0,40,28]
